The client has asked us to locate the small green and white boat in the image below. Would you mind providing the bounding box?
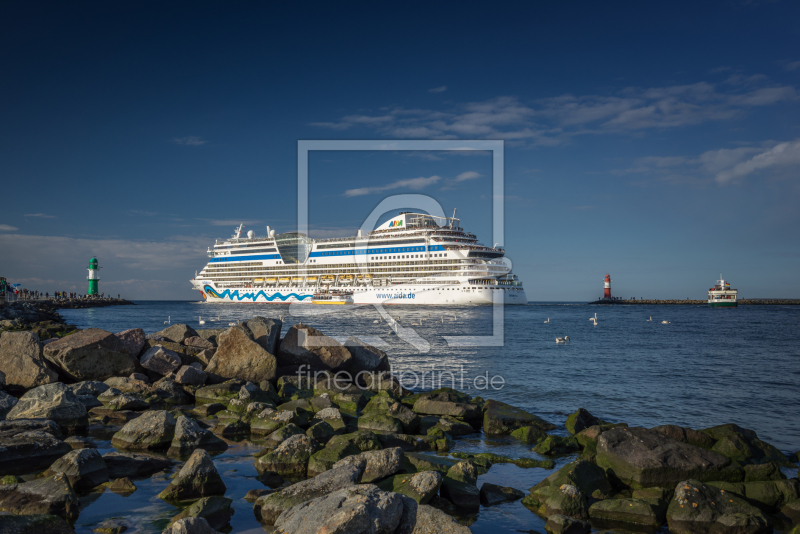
[708,276,738,307]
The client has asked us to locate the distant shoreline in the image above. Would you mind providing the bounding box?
[591,299,800,305]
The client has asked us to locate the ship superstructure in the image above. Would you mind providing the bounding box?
[191,212,527,304]
[708,277,738,307]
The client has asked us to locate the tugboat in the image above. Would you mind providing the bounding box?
[312,289,354,305]
[708,276,738,307]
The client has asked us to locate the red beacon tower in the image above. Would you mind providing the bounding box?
[603,274,612,299]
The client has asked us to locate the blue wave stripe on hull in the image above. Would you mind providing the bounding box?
[204,286,312,302]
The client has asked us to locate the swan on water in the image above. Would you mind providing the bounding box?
[543,318,550,323]
[589,313,598,325]
[199,316,205,325]
[661,320,670,324]
[228,322,236,326]
[556,336,570,344]
[647,316,652,322]
[164,316,170,325]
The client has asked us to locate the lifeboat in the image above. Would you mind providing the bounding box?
[306,276,318,282]
[254,278,264,282]
[266,277,277,283]
[341,274,354,283]
[279,277,290,283]
[292,276,304,282]
[321,275,335,284]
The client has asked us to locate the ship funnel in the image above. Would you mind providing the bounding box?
[358,229,363,237]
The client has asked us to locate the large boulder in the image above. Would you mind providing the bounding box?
[0,331,58,389]
[171,495,233,531]
[0,423,70,476]
[154,324,199,344]
[0,474,79,520]
[44,448,109,492]
[708,479,800,514]
[205,327,277,383]
[254,464,362,525]
[0,514,75,534]
[102,451,172,478]
[163,517,221,534]
[413,398,481,422]
[667,479,771,534]
[703,423,793,467]
[377,471,442,504]
[43,328,139,381]
[597,427,743,489]
[483,399,555,435]
[175,365,207,386]
[652,425,717,449]
[111,410,177,451]
[272,484,406,533]
[158,449,226,502]
[168,416,228,457]
[241,317,282,354]
[588,498,666,528]
[408,504,472,534]
[277,323,352,371]
[530,459,613,501]
[332,446,404,483]
[115,328,147,357]
[565,408,601,435]
[479,483,526,506]
[6,383,88,429]
[343,336,390,373]
[140,346,182,376]
[522,483,589,520]
[256,434,321,477]
[440,460,480,509]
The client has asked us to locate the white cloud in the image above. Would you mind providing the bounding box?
[24,213,56,218]
[0,224,18,231]
[428,86,448,93]
[784,61,800,72]
[310,75,797,146]
[714,139,800,184]
[344,175,441,197]
[453,171,482,182]
[172,136,207,146]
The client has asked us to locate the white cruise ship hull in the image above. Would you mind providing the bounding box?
[194,281,527,305]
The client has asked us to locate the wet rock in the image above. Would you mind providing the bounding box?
[333,446,403,483]
[172,496,233,531]
[256,434,320,477]
[64,435,96,449]
[104,376,150,395]
[402,453,457,475]
[597,427,743,489]
[155,324,199,344]
[522,483,589,520]
[667,479,771,534]
[108,477,137,494]
[158,449,226,502]
[241,316,281,354]
[273,484,405,533]
[413,398,481,422]
[409,504,472,534]
[106,394,149,411]
[510,425,548,444]
[483,399,555,435]
[111,410,177,451]
[150,377,193,405]
[6,383,88,429]
[588,498,666,528]
[0,427,71,476]
[115,328,147,357]
[704,423,793,467]
[168,416,227,457]
[744,462,786,482]
[45,448,109,492]
[565,408,601,435]
[0,331,58,389]
[0,514,76,534]
[103,452,172,478]
[708,479,800,513]
[0,473,80,519]
[254,464,362,524]
[0,389,18,418]
[305,420,336,443]
[440,460,480,509]
[93,518,129,534]
[210,419,249,438]
[377,471,442,504]
[196,328,226,345]
[343,336,390,373]
[140,346,182,376]
[652,424,717,449]
[44,328,138,381]
[534,435,582,456]
[358,412,404,433]
[277,323,353,371]
[0,417,62,436]
[421,415,474,437]
[530,459,613,501]
[480,482,525,505]
[544,514,591,534]
[175,365,207,386]
[205,327,277,383]
[163,517,220,534]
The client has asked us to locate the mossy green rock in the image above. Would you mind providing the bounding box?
[534,435,581,456]
[708,479,800,513]
[588,498,665,527]
[483,399,555,435]
[195,380,244,404]
[357,413,403,433]
[0,514,75,534]
[523,484,589,520]
[565,408,601,435]
[666,479,770,534]
[377,470,443,504]
[402,452,457,474]
[511,425,547,444]
[532,459,613,500]
[307,441,362,476]
[743,462,786,482]
[171,496,233,531]
[703,423,793,467]
[306,420,336,443]
[157,449,226,503]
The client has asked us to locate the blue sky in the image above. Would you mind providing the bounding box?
[1,1,799,300]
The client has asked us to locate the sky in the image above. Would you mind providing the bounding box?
[1,1,799,300]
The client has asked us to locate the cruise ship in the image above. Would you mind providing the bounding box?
[190,212,527,305]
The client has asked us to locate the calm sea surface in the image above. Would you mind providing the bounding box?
[59,301,800,534]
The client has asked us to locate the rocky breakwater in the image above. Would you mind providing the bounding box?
[0,316,797,534]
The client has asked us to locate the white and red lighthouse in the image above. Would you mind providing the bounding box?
[603,274,612,299]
